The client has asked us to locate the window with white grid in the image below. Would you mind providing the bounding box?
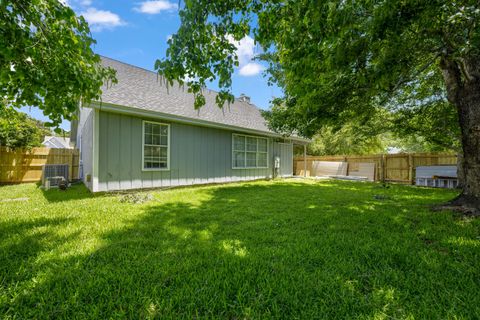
[232,134,268,168]
[143,121,170,170]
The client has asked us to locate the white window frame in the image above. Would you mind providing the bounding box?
[232,133,269,169]
[142,120,170,171]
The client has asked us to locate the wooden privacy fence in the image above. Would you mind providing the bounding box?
[294,152,458,184]
[0,147,79,183]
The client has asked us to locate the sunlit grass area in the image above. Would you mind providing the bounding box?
[1,179,479,319]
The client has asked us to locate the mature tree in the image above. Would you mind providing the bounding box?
[157,0,480,209]
[387,63,461,152]
[302,107,458,155]
[305,110,391,155]
[0,110,51,148]
[307,125,387,156]
[391,103,461,153]
[0,0,115,129]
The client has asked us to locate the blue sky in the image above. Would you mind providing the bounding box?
[25,0,282,131]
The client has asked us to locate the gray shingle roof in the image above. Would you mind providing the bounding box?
[97,57,273,134]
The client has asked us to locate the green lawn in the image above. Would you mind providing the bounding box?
[1,179,479,319]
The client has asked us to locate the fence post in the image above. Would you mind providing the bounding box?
[380,154,385,183]
[408,154,414,185]
[303,145,307,177]
[70,149,74,181]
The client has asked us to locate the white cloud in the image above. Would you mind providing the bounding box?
[239,63,265,76]
[80,8,125,31]
[134,1,178,14]
[227,35,254,66]
[63,1,125,32]
[227,35,264,76]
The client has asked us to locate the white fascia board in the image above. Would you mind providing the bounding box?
[92,108,100,192]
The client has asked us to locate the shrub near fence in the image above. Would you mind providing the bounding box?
[294,153,457,184]
[0,147,79,183]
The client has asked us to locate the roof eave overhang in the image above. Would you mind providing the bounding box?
[89,101,311,143]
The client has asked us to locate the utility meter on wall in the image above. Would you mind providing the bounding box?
[274,156,280,169]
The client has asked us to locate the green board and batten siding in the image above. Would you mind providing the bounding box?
[94,110,281,192]
[277,143,294,177]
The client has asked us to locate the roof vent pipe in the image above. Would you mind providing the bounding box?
[239,93,251,103]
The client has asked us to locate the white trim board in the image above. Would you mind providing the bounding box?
[92,108,100,192]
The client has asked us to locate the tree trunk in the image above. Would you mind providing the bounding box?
[440,56,480,210]
[456,151,465,189]
[453,80,480,207]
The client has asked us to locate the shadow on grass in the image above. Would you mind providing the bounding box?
[1,181,478,319]
[0,217,74,306]
[38,182,94,203]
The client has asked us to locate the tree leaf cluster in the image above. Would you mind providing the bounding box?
[158,0,477,144]
[0,109,52,148]
[0,0,116,127]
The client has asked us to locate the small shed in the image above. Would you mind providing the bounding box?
[415,165,458,189]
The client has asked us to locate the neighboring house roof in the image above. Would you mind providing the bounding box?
[95,57,308,142]
[42,136,72,149]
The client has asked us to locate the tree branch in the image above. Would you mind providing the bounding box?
[439,56,462,105]
[390,53,441,94]
[460,56,480,82]
[377,53,440,107]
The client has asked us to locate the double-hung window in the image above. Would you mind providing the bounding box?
[232,134,268,168]
[143,121,170,170]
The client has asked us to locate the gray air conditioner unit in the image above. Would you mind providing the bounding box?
[42,164,69,188]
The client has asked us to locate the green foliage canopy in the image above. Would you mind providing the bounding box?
[157,0,478,138]
[0,0,116,128]
[307,125,387,156]
[0,110,51,148]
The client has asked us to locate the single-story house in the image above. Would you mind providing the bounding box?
[71,57,309,192]
[42,136,72,149]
